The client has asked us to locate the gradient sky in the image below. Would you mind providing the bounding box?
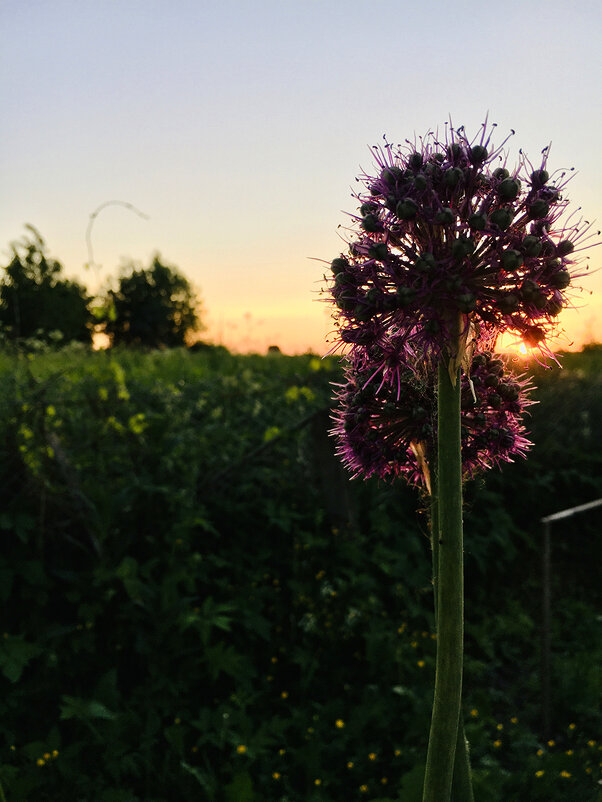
[1,0,601,354]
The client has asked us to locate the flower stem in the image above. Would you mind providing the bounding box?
[422,359,464,802]
[429,476,474,802]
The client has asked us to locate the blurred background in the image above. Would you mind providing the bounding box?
[1,0,601,354]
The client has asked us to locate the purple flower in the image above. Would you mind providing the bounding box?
[331,351,533,488]
[326,120,596,371]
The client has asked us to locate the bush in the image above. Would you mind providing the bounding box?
[0,346,600,800]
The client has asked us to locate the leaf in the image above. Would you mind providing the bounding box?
[398,763,426,802]
[203,642,244,680]
[224,771,254,802]
[0,636,42,682]
[180,761,217,797]
[60,696,116,721]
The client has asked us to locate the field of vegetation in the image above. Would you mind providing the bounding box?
[0,342,600,801]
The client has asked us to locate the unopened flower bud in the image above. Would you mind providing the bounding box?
[501,249,523,270]
[549,269,571,289]
[361,214,382,233]
[396,199,418,220]
[335,271,356,287]
[497,293,520,313]
[435,208,455,225]
[336,296,355,312]
[520,279,539,301]
[396,286,417,306]
[556,240,574,256]
[469,145,488,165]
[409,152,423,170]
[413,174,428,190]
[488,392,503,409]
[521,235,542,257]
[524,325,545,345]
[451,236,475,260]
[382,166,403,186]
[331,258,349,275]
[493,167,510,181]
[456,292,476,312]
[499,382,519,402]
[469,212,487,230]
[533,292,548,310]
[415,253,436,273]
[369,242,389,261]
[528,199,550,220]
[444,167,463,188]
[530,169,549,188]
[365,288,379,305]
[489,208,513,230]
[498,177,521,201]
[447,143,462,161]
[546,298,563,316]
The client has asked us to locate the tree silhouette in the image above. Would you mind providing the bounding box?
[104,256,201,347]
[0,226,93,344]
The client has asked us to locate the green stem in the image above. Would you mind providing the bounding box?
[422,359,465,802]
[429,476,474,802]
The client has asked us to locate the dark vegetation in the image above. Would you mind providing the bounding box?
[0,228,201,349]
[0,342,600,801]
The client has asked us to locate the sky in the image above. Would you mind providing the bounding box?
[1,0,601,354]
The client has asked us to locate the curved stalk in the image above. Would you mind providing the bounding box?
[422,360,464,802]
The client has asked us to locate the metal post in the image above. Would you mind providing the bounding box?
[539,498,601,740]
[541,520,551,739]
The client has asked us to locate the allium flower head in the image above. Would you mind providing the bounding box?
[326,119,596,369]
[331,351,533,488]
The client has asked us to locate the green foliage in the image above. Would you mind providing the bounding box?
[104,256,201,347]
[0,226,93,345]
[0,345,599,800]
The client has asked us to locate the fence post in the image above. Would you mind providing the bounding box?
[541,519,552,739]
[539,498,602,739]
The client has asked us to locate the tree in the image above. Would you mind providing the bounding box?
[104,255,201,348]
[0,226,93,344]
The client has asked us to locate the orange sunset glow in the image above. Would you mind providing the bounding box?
[1,2,600,356]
